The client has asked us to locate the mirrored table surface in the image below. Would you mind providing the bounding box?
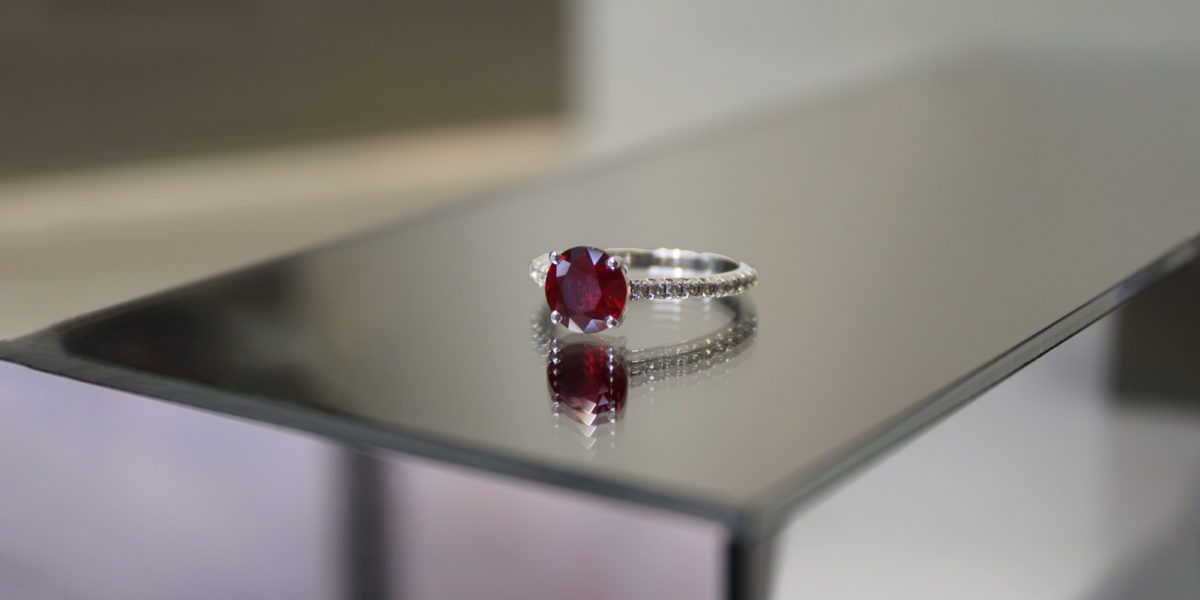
[4,52,1200,536]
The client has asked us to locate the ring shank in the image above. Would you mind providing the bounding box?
[529,247,757,301]
[607,248,740,275]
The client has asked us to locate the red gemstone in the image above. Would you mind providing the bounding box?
[547,341,628,424]
[545,246,628,333]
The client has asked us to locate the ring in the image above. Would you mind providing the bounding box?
[529,246,758,333]
[532,297,758,426]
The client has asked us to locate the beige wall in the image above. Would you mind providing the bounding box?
[0,1,565,175]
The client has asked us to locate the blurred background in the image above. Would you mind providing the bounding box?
[5,3,1200,599]
[4,0,1200,337]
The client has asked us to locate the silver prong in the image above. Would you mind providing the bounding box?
[605,315,620,329]
[550,310,562,325]
[606,256,621,271]
[549,251,561,264]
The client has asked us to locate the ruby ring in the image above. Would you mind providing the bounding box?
[529,246,758,333]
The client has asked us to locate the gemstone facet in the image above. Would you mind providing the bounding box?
[547,341,628,424]
[544,246,628,333]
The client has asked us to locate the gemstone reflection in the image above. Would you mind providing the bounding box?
[547,340,627,425]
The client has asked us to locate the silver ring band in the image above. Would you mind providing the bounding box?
[529,247,758,300]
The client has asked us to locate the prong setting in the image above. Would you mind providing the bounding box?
[544,246,630,334]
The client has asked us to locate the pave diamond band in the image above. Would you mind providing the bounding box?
[533,246,757,333]
[529,248,758,301]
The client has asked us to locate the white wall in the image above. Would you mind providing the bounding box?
[573,0,1200,155]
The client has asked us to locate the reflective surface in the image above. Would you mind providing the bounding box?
[0,361,723,600]
[773,258,1200,599]
[538,298,757,447]
[5,55,1200,525]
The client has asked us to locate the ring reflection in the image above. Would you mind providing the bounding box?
[532,298,757,446]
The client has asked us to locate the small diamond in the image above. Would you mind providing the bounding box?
[677,280,691,298]
[667,279,685,297]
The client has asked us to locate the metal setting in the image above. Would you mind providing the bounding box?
[530,247,759,302]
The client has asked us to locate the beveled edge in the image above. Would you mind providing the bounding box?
[743,232,1200,538]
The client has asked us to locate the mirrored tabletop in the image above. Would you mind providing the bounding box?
[5,53,1200,529]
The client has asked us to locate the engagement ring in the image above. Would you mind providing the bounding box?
[529,246,758,333]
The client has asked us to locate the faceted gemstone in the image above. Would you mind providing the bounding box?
[547,341,627,424]
[545,246,628,333]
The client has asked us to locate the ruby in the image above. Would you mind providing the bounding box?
[547,341,627,423]
[545,246,628,333]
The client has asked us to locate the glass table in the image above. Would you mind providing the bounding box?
[3,52,1200,599]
